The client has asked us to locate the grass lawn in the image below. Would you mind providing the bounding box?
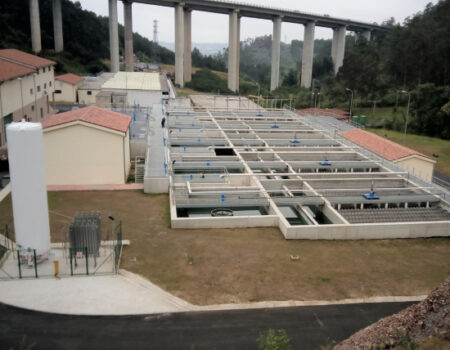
[1,190,449,305]
[367,128,450,176]
[353,106,407,126]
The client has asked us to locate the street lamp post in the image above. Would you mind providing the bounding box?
[346,88,353,117]
[401,90,411,142]
[18,77,24,120]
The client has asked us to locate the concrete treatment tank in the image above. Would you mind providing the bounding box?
[6,122,51,259]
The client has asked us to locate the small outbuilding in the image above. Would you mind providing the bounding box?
[340,129,436,182]
[53,73,84,103]
[42,106,131,185]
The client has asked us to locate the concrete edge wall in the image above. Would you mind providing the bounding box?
[171,215,279,229]
[144,177,169,193]
[284,221,450,240]
[130,140,146,158]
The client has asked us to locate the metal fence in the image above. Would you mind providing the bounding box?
[0,222,124,280]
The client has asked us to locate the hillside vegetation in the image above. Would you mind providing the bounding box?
[0,0,175,74]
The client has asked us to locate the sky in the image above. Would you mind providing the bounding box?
[71,0,438,43]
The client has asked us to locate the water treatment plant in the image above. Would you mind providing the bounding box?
[143,102,450,239]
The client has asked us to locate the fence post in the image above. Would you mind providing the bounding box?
[33,249,38,278]
[17,250,22,279]
[85,247,89,275]
[69,248,73,276]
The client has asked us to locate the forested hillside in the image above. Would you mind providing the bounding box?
[0,0,175,74]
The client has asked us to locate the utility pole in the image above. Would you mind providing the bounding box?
[400,90,411,143]
[153,20,158,43]
[346,88,353,117]
[369,99,379,123]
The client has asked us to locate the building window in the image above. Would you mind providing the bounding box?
[40,108,43,119]
[87,91,92,95]
[44,83,47,89]
[55,89,62,94]
[37,85,41,92]
[31,105,34,111]
[30,88,33,95]
[43,67,46,73]
[49,81,52,87]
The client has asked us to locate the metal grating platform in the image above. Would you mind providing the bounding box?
[340,207,450,224]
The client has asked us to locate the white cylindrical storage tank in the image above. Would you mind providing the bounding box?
[6,122,51,258]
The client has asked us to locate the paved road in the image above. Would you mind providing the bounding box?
[0,301,413,350]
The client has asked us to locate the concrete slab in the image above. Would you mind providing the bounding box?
[0,269,197,315]
[146,104,168,177]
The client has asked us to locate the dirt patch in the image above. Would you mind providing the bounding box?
[335,277,450,350]
[1,191,450,305]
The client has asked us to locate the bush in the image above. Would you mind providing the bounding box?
[185,69,231,93]
[257,329,291,350]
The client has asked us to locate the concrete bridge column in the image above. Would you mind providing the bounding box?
[331,28,339,66]
[174,4,184,87]
[52,0,63,52]
[270,17,282,91]
[333,26,346,75]
[300,21,315,88]
[362,30,371,41]
[109,0,120,72]
[124,0,134,72]
[228,10,240,92]
[235,15,241,90]
[183,9,192,83]
[29,0,42,53]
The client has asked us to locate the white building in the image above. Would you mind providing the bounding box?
[53,73,84,103]
[0,49,55,146]
[101,72,170,107]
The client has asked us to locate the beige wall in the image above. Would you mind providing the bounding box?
[0,66,54,117]
[53,80,80,103]
[394,156,435,182]
[43,122,129,185]
[78,89,100,105]
[0,65,55,145]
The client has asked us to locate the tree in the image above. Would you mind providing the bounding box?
[282,69,298,87]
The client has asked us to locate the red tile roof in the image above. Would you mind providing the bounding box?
[56,73,84,85]
[42,106,131,133]
[0,60,35,82]
[339,129,431,161]
[0,49,55,68]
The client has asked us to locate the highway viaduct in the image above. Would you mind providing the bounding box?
[28,0,386,91]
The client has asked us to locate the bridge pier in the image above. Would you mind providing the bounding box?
[109,0,120,72]
[183,9,192,83]
[228,10,240,92]
[52,0,63,52]
[332,26,346,75]
[331,28,338,67]
[270,17,282,92]
[174,4,184,87]
[362,30,371,41]
[301,21,315,88]
[124,0,134,72]
[29,0,42,53]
